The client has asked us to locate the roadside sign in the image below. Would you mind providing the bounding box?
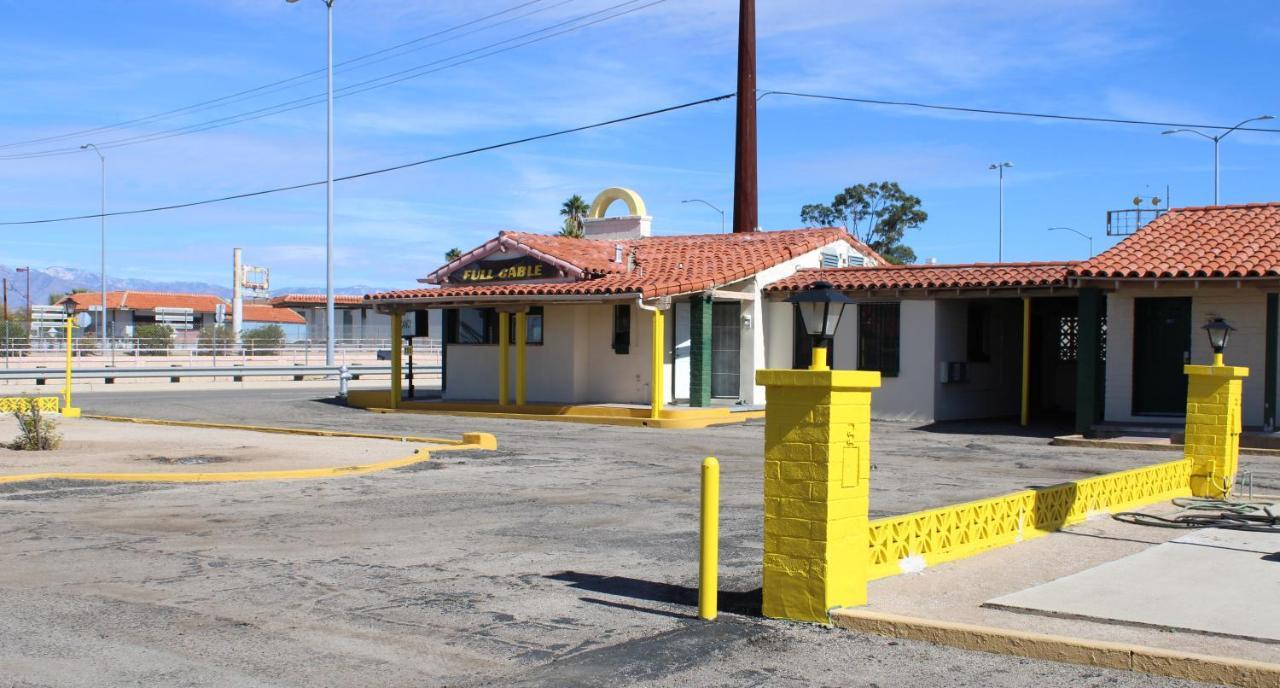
[73,313,92,328]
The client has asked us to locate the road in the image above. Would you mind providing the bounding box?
[0,388,1220,687]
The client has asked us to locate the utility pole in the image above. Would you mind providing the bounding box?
[731,0,758,234]
[3,277,8,368]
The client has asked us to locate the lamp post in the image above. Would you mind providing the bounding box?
[787,280,852,370]
[80,143,108,357]
[1203,317,1234,367]
[989,162,1012,262]
[15,266,30,327]
[1162,115,1274,205]
[681,199,726,233]
[1047,226,1093,258]
[287,0,337,366]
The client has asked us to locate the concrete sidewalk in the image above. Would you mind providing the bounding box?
[855,499,1280,665]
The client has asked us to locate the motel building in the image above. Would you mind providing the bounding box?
[361,193,1280,436]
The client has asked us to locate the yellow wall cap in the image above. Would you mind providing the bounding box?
[756,368,882,390]
[1183,364,1250,378]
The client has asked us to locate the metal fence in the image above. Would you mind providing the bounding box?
[0,337,441,369]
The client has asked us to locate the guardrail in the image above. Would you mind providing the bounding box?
[0,364,441,383]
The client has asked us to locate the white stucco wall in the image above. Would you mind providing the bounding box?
[442,302,673,405]
[932,299,1023,422]
[1104,288,1270,427]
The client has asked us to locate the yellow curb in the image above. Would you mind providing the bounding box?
[364,406,763,429]
[831,609,1280,688]
[84,414,465,445]
[0,417,498,485]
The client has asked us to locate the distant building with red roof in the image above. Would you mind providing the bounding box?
[57,290,304,342]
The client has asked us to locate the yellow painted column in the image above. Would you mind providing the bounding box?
[1020,297,1031,426]
[61,317,81,418]
[756,367,881,623]
[498,312,510,406]
[650,307,664,419]
[1183,362,1249,498]
[389,312,403,409]
[515,311,528,406]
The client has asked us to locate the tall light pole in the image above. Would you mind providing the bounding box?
[80,143,108,355]
[1047,226,1093,258]
[681,199,725,233]
[1162,114,1274,205]
[287,0,337,365]
[989,162,1012,262]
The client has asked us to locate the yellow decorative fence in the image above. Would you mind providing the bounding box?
[0,396,62,414]
[866,458,1193,580]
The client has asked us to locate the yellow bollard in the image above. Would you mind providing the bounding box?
[699,456,719,620]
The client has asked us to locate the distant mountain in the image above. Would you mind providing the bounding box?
[0,265,389,308]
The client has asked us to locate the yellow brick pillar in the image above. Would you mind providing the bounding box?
[1183,362,1248,498]
[756,367,881,623]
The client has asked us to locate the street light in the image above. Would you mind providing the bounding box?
[989,162,1013,262]
[681,199,725,233]
[287,0,338,366]
[80,143,108,357]
[1047,226,1093,258]
[787,280,852,371]
[1202,317,1234,366]
[1162,115,1274,205]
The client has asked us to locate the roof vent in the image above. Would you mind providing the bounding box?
[613,244,624,263]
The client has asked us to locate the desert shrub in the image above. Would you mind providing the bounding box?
[242,324,285,355]
[9,401,60,451]
[134,323,174,355]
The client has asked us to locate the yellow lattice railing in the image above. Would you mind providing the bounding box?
[867,458,1192,580]
[0,396,62,414]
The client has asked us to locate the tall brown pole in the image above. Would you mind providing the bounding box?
[731,0,758,233]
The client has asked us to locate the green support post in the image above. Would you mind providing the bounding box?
[690,295,712,407]
[1266,293,1278,431]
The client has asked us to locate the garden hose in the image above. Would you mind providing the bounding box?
[1112,497,1279,533]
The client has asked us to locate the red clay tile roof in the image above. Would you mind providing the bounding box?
[370,228,877,301]
[269,294,367,307]
[60,291,227,313]
[1072,203,1280,279]
[242,304,306,325]
[766,261,1076,292]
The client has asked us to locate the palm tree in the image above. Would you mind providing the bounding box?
[559,194,589,238]
[444,247,462,262]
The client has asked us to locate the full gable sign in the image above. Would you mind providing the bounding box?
[448,252,556,284]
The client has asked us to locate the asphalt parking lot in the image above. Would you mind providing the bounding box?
[0,388,1224,687]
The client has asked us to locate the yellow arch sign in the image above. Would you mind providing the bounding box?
[588,187,647,219]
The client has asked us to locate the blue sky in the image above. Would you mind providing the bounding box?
[0,0,1276,289]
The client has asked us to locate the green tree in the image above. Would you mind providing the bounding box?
[242,324,286,355]
[558,194,589,238]
[800,182,927,264]
[196,324,233,355]
[133,323,174,355]
[1,310,29,357]
[444,247,462,262]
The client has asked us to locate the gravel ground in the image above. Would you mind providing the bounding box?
[0,388,1230,687]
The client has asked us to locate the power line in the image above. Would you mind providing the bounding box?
[759,90,1280,134]
[0,0,663,160]
[0,93,734,226]
[0,0,559,152]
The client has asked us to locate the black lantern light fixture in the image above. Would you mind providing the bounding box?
[787,280,852,370]
[1202,317,1234,365]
